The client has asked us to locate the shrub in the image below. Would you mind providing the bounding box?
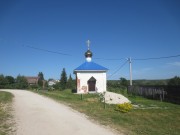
[98,92,106,102]
[115,103,133,113]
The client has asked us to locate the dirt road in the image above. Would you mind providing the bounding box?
[1,89,119,135]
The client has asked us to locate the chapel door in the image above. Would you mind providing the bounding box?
[88,77,96,92]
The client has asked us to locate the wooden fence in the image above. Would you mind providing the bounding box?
[127,85,180,104]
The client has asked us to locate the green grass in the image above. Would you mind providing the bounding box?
[36,89,180,135]
[0,91,14,135]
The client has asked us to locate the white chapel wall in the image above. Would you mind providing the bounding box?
[76,72,107,93]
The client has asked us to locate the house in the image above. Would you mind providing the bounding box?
[74,40,108,94]
[48,79,59,86]
[25,77,39,85]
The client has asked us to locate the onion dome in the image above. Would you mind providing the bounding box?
[85,50,93,58]
[84,40,93,62]
[85,50,92,62]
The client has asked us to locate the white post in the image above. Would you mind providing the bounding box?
[129,57,133,86]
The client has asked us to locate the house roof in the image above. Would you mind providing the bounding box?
[74,61,108,72]
[25,77,39,84]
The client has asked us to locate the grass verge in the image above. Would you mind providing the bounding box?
[0,91,14,135]
[35,89,180,135]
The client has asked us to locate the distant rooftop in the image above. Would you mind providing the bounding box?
[25,76,39,85]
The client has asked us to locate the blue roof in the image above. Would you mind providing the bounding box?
[74,61,108,71]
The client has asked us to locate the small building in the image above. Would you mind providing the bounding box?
[74,40,108,94]
[25,76,39,85]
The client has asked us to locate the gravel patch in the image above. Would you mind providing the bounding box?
[104,92,131,104]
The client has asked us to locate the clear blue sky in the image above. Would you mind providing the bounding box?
[0,0,180,80]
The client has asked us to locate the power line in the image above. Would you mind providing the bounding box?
[133,54,180,61]
[23,44,125,60]
[23,45,72,56]
[108,60,128,79]
[23,44,180,61]
[94,57,124,61]
[94,54,180,61]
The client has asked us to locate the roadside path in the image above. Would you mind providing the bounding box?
[1,89,119,135]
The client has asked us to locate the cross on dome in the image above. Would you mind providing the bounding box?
[86,40,90,50]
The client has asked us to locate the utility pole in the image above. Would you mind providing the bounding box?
[128,57,133,86]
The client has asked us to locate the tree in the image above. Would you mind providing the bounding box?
[0,74,8,88]
[120,77,128,87]
[60,68,67,90]
[38,72,44,87]
[16,75,28,89]
[53,82,61,90]
[5,76,15,84]
[38,72,44,80]
[168,76,180,86]
[67,74,73,89]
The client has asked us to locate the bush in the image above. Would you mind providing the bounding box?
[168,76,180,85]
[115,103,133,113]
[28,84,39,90]
[98,92,106,102]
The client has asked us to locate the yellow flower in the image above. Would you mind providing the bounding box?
[115,103,133,113]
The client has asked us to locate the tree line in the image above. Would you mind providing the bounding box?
[107,76,180,93]
[0,72,46,89]
[0,68,75,90]
[0,75,28,89]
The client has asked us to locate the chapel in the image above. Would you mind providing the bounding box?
[74,40,108,94]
